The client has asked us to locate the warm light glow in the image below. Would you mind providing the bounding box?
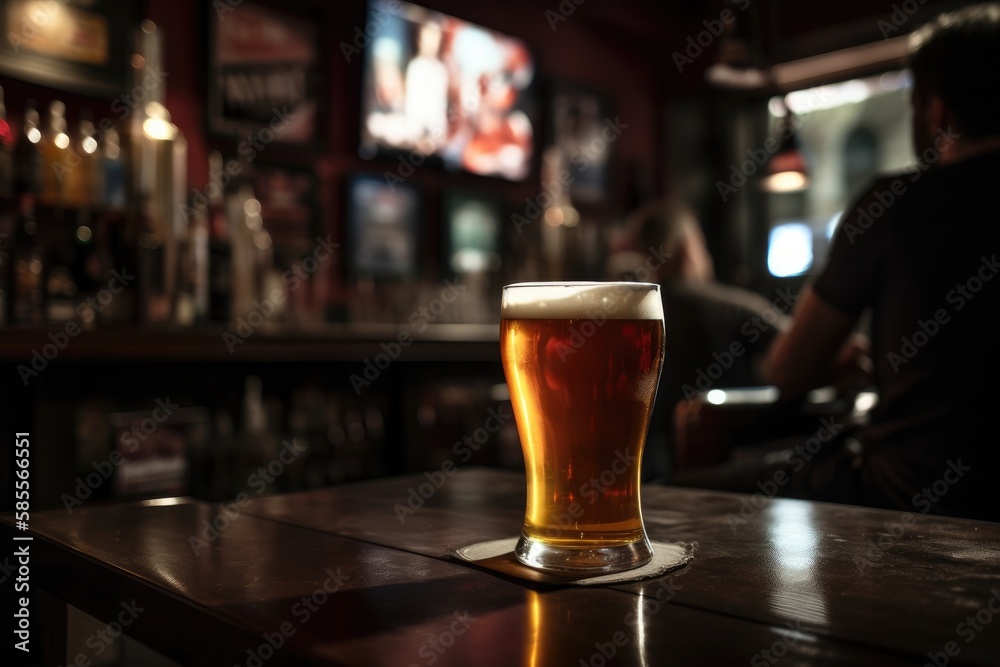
[143,117,176,140]
[853,391,879,416]
[76,226,93,243]
[131,53,145,69]
[245,214,263,231]
[54,132,69,149]
[143,102,176,140]
[705,63,768,90]
[82,136,98,154]
[141,19,156,34]
[543,206,563,227]
[561,206,580,228]
[761,170,808,192]
[253,229,272,250]
[27,127,41,143]
[543,205,580,228]
[707,389,726,405]
[243,199,262,216]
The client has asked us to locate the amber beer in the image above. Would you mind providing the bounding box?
[501,282,664,572]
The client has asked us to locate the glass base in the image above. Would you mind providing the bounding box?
[513,534,653,573]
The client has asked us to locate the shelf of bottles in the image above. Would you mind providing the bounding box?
[0,20,197,332]
[0,18,364,342]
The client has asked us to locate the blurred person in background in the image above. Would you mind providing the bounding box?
[620,196,799,480]
[758,3,1000,521]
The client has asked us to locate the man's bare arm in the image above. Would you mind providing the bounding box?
[761,286,863,399]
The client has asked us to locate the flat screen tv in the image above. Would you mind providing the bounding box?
[346,173,421,279]
[442,189,503,274]
[359,0,536,181]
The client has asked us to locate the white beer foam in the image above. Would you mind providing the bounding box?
[502,282,663,320]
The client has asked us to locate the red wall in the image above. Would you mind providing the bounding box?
[146,0,663,270]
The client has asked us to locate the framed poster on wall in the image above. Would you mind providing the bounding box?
[547,80,615,203]
[207,0,324,145]
[0,0,135,98]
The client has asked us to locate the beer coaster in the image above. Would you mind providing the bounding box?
[450,538,693,586]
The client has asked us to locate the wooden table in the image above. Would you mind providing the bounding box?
[3,468,1000,666]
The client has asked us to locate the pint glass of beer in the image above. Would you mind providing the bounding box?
[500,282,664,572]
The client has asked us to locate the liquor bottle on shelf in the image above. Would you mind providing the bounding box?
[64,109,100,210]
[0,239,7,326]
[135,195,168,324]
[44,206,78,324]
[174,198,209,327]
[7,194,45,325]
[101,125,127,212]
[100,204,137,327]
[230,182,267,323]
[0,88,14,323]
[207,152,232,324]
[40,100,70,207]
[15,99,43,197]
[72,207,103,325]
[0,85,13,201]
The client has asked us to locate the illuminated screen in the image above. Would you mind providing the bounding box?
[347,174,420,278]
[359,0,535,181]
[443,191,502,274]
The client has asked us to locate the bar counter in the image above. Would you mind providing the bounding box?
[3,468,999,665]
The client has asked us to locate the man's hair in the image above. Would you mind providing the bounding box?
[908,2,1000,138]
[633,196,700,261]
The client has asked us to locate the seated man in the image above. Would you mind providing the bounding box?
[621,196,794,479]
[762,3,1000,522]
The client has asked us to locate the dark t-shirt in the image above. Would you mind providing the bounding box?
[813,148,1000,520]
[644,280,787,480]
[661,280,787,409]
